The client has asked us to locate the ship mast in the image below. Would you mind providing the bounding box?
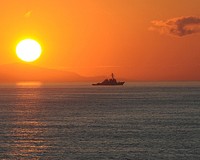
[111,73,114,79]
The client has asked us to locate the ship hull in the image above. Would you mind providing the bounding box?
[92,82,125,86]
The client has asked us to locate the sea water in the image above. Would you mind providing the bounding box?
[0,82,199,160]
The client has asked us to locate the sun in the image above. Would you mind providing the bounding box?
[16,39,42,62]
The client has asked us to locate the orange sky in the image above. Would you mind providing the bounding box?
[1,0,200,81]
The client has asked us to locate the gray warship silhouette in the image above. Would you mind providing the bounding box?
[92,73,125,86]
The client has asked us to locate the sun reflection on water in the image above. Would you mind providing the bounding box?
[8,85,48,158]
[11,120,48,158]
[15,82,43,88]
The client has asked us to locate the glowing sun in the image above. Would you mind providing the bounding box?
[16,39,42,62]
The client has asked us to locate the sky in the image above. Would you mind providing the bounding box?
[1,0,200,81]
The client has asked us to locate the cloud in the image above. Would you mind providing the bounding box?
[24,11,32,18]
[150,16,200,37]
[95,65,120,68]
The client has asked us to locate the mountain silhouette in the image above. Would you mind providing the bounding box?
[0,63,91,82]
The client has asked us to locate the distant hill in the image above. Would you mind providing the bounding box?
[0,63,100,82]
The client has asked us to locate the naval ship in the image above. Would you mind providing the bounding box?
[92,73,125,86]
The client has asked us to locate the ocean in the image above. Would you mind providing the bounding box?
[0,82,199,160]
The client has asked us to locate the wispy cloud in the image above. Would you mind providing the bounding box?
[95,65,120,68]
[150,16,200,37]
[24,11,32,18]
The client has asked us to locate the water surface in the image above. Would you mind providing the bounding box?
[0,82,199,159]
